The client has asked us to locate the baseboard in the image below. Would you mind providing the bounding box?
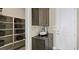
[53,46,57,50]
[53,47,62,50]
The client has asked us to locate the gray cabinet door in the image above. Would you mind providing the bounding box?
[43,8,49,26]
[32,8,39,25]
[32,8,49,26]
[39,8,44,26]
[32,38,46,50]
[39,8,49,26]
[32,37,50,50]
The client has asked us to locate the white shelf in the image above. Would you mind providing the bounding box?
[14,23,24,24]
[14,28,24,30]
[0,29,13,30]
[14,33,24,36]
[0,34,13,38]
[0,21,13,23]
[14,39,25,44]
[0,42,13,48]
[0,39,25,49]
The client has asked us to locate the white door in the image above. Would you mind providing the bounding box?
[55,8,77,50]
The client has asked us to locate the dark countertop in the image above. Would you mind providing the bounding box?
[32,33,53,40]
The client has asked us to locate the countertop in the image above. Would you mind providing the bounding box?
[32,33,53,40]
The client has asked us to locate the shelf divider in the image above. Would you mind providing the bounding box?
[13,17,15,46]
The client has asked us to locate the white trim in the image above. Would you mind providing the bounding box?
[25,8,32,50]
[14,33,24,36]
[14,39,25,44]
[0,21,13,23]
[14,28,24,30]
[74,8,77,50]
[0,42,13,48]
[0,29,13,30]
[14,23,24,24]
[0,34,13,38]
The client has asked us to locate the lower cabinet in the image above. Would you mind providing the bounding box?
[32,33,53,50]
[32,38,46,50]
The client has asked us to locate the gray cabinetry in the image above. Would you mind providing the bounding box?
[32,8,39,25]
[32,33,53,50]
[32,8,49,26]
[0,15,25,50]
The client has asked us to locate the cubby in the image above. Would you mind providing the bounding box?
[0,15,25,50]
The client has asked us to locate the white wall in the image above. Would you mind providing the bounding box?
[55,8,77,50]
[2,8,25,19]
[31,26,41,37]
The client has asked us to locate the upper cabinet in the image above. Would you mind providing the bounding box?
[32,8,39,25]
[32,8,49,26]
[1,8,25,19]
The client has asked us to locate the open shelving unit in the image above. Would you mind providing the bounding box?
[0,15,25,50]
